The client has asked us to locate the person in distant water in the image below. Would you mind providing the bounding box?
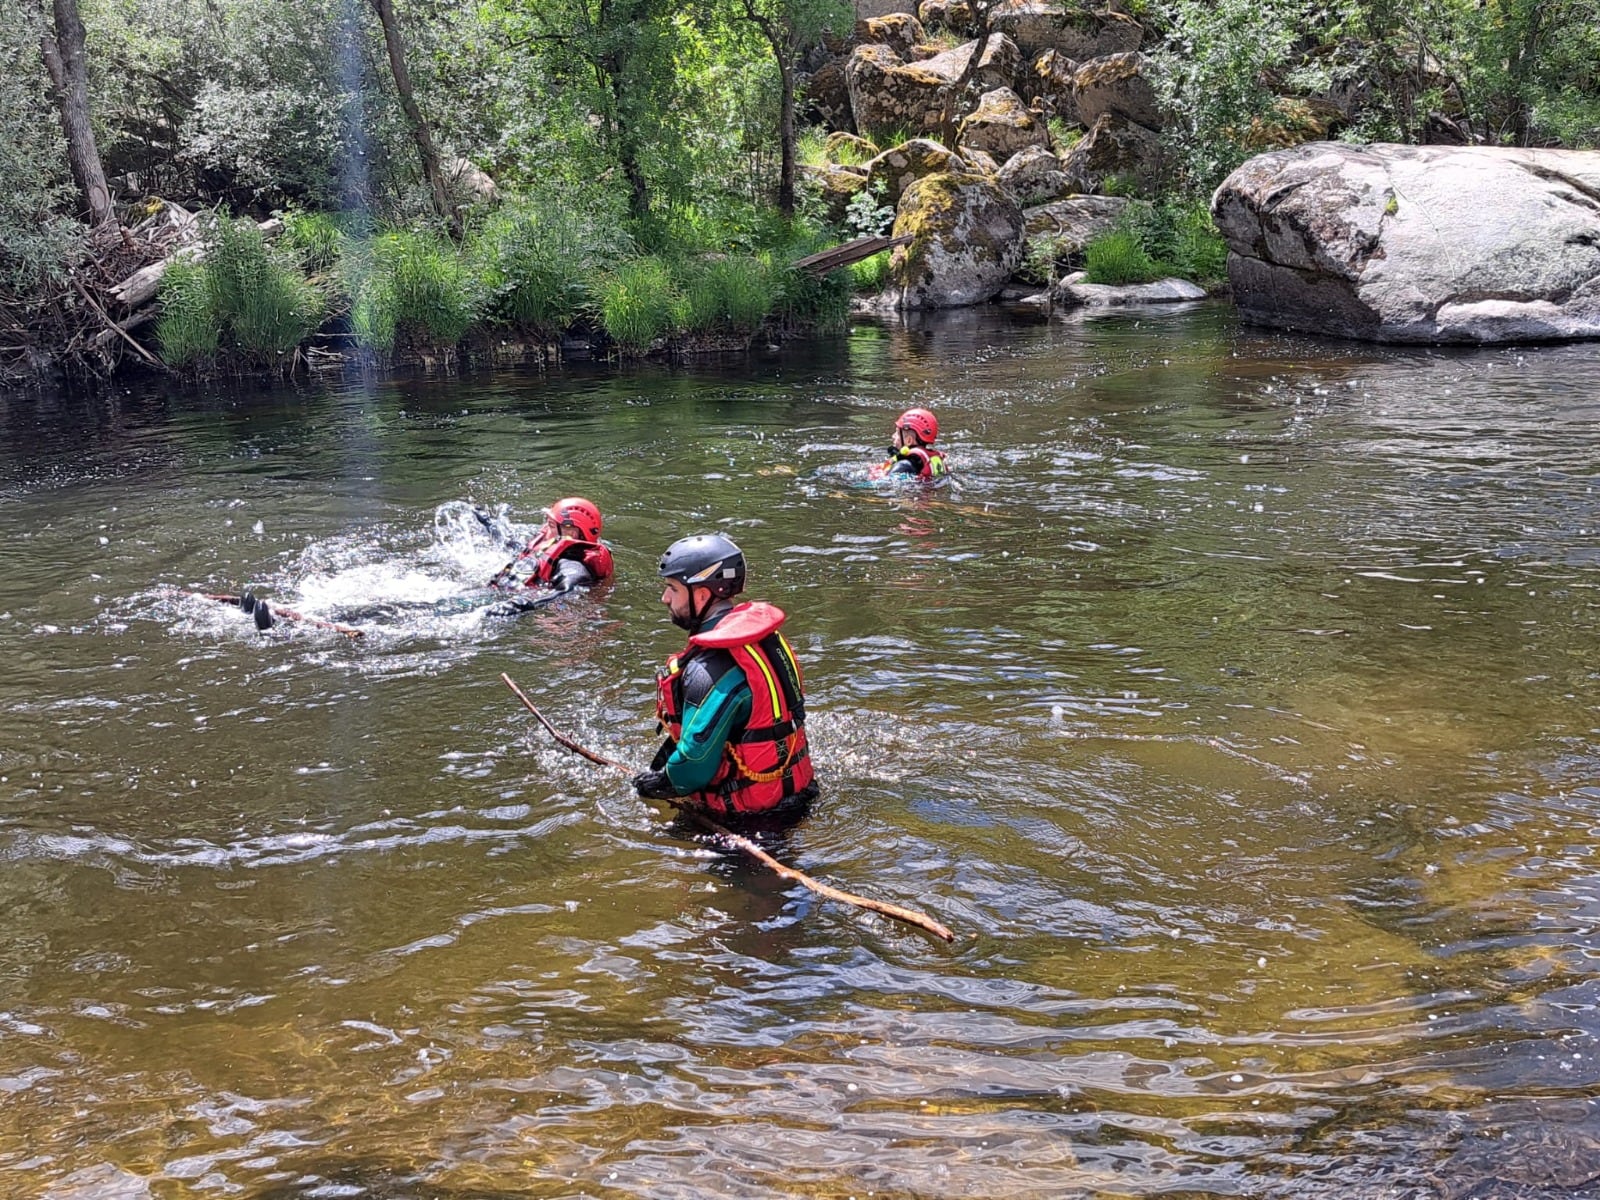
[632,533,817,817]
[484,496,613,614]
[872,407,948,481]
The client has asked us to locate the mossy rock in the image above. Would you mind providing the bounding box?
[866,137,969,204]
[957,87,1050,164]
[888,171,1025,308]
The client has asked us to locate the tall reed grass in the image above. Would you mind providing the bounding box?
[597,257,683,352]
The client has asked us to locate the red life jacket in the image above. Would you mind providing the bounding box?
[873,445,948,480]
[520,531,614,589]
[655,601,814,815]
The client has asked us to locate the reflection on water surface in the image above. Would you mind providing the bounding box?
[2,306,1600,1198]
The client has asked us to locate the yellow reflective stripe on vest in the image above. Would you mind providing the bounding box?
[748,642,783,721]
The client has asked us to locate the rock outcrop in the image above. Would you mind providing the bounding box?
[1060,112,1161,193]
[845,35,1020,135]
[867,138,969,204]
[858,12,926,59]
[1022,194,1129,243]
[996,144,1071,204]
[1213,142,1600,343]
[957,87,1049,164]
[1072,52,1160,129]
[889,172,1025,308]
[989,1,1142,60]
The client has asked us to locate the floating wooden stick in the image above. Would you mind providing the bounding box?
[501,673,955,942]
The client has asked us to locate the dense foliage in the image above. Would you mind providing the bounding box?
[1,0,1595,377]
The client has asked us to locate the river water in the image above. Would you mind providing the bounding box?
[2,304,1599,1199]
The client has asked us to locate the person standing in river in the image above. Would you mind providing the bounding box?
[632,533,816,817]
[872,407,948,481]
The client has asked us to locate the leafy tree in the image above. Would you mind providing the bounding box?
[723,0,851,215]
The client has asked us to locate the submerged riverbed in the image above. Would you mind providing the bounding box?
[2,304,1599,1198]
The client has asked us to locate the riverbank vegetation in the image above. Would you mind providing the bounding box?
[2,0,1596,384]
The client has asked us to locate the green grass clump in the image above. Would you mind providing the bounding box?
[1082,226,1161,285]
[348,229,479,353]
[679,255,779,335]
[471,199,629,339]
[279,209,346,273]
[1079,198,1229,288]
[849,249,891,292]
[155,259,219,366]
[158,216,324,368]
[208,217,326,357]
[597,256,683,352]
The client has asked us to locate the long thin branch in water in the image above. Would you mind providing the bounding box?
[501,673,956,942]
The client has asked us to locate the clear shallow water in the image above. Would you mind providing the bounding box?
[2,305,1599,1198]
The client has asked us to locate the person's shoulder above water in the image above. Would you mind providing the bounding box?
[871,406,948,482]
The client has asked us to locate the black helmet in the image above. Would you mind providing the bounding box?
[658,532,745,599]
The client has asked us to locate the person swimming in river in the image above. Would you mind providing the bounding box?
[481,496,614,615]
[870,407,948,482]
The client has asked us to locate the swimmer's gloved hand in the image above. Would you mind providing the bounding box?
[632,770,675,800]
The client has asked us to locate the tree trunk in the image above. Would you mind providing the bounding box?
[369,0,459,237]
[777,53,797,217]
[40,0,114,228]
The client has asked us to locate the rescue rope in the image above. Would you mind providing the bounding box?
[501,673,956,943]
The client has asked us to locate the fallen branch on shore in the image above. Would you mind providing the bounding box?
[500,672,956,942]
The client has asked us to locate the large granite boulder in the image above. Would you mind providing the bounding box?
[996,144,1071,204]
[916,32,1022,93]
[889,171,1026,308]
[845,35,1021,136]
[1060,111,1161,193]
[1212,142,1600,343]
[957,87,1049,164]
[854,0,917,16]
[1023,194,1129,242]
[867,137,969,204]
[802,58,855,130]
[989,1,1142,60]
[917,0,974,33]
[1073,52,1160,129]
[1025,49,1079,123]
[857,12,927,59]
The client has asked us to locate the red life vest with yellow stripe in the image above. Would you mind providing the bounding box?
[872,445,947,480]
[519,531,614,588]
[655,601,814,814]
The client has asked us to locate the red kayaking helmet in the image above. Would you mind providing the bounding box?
[546,497,603,543]
[896,407,938,446]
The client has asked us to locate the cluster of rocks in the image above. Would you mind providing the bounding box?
[802,0,1180,310]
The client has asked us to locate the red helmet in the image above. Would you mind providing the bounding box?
[546,497,602,542]
[896,407,938,445]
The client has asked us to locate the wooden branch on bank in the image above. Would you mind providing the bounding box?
[72,277,167,371]
[792,233,913,278]
[500,673,957,942]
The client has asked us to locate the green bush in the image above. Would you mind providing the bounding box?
[679,255,778,335]
[279,209,347,274]
[157,216,324,367]
[597,256,683,352]
[770,224,852,327]
[155,259,219,366]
